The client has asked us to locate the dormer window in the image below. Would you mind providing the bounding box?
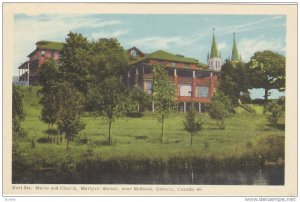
[130,49,137,58]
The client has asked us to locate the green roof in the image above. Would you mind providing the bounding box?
[36,40,64,51]
[131,50,199,65]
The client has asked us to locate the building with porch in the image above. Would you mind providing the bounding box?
[18,41,63,85]
[17,31,241,112]
[126,31,222,113]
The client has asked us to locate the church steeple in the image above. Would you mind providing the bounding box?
[210,28,219,58]
[207,28,222,71]
[231,32,239,62]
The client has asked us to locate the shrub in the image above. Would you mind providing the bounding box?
[209,91,232,129]
[183,107,203,146]
[265,100,284,127]
[254,134,284,161]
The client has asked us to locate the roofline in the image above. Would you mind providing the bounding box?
[127,46,145,56]
[131,62,210,71]
[27,49,38,58]
[17,61,29,69]
[27,47,61,57]
[130,56,200,66]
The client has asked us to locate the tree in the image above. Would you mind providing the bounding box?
[59,32,92,95]
[208,91,232,129]
[88,77,127,145]
[126,86,151,117]
[183,107,203,146]
[248,51,285,104]
[56,82,85,150]
[88,38,129,146]
[219,60,250,105]
[39,59,61,141]
[265,99,285,127]
[39,58,60,88]
[89,38,128,81]
[12,85,26,138]
[40,86,60,141]
[152,64,176,142]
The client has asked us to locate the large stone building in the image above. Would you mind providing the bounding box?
[17,31,240,112]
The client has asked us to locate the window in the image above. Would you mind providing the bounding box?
[41,50,45,57]
[179,84,192,96]
[130,49,137,58]
[145,81,152,95]
[196,86,209,98]
[171,62,176,66]
[50,52,55,58]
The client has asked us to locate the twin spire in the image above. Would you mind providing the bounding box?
[210,28,219,59]
[231,32,239,62]
[208,29,241,63]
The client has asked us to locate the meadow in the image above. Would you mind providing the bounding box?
[13,86,285,178]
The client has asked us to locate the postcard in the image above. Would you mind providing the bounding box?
[3,3,297,196]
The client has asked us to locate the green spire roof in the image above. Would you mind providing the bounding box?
[210,29,219,58]
[231,33,239,62]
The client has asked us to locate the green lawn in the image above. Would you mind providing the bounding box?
[16,86,285,164]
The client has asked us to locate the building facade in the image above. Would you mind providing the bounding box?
[126,46,220,113]
[17,31,241,112]
[125,30,226,112]
[18,41,63,85]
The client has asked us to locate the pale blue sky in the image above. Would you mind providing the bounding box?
[14,14,286,99]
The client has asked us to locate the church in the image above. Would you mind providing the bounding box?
[17,30,240,112]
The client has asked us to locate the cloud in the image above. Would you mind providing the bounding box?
[129,36,185,51]
[218,42,228,50]
[13,14,123,75]
[214,16,286,36]
[238,37,285,61]
[92,30,128,39]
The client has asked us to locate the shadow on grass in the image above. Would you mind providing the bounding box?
[204,127,226,131]
[135,136,148,140]
[264,123,285,131]
[276,123,285,131]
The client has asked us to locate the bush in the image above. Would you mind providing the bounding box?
[265,100,284,127]
[209,91,232,129]
[254,134,284,161]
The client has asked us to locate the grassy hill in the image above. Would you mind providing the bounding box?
[14,86,285,177]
